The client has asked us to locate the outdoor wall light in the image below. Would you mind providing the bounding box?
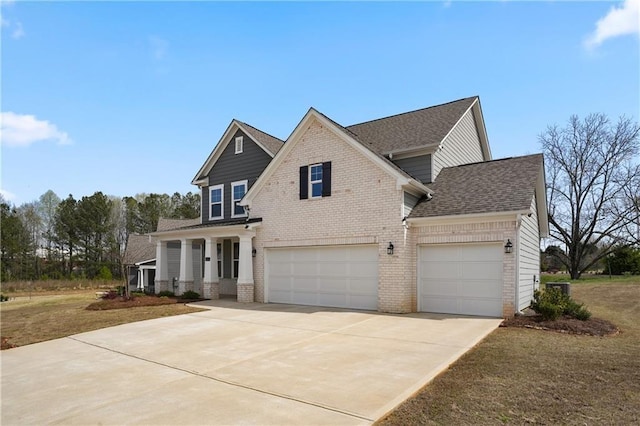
[504,239,513,254]
[252,248,257,258]
[387,242,394,255]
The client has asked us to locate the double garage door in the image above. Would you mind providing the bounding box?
[418,243,504,317]
[266,245,378,310]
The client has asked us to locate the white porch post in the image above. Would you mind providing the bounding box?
[155,241,168,294]
[203,237,219,299]
[237,234,254,303]
[179,239,194,295]
[138,268,144,291]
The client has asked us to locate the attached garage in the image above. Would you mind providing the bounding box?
[418,243,503,317]
[266,245,379,310]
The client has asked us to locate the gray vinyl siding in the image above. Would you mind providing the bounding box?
[167,241,203,294]
[168,242,180,286]
[393,154,432,183]
[403,192,420,217]
[518,194,541,311]
[433,109,484,180]
[201,129,273,223]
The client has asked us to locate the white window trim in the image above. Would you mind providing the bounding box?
[231,180,248,218]
[235,136,243,154]
[309,163,323,199]
[232,241,239,279]
[209,184,224,220]
[217,243,223,279]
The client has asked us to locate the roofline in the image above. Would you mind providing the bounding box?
[134,258,156,266]
[191,120,280,186]
[149,222,261,239]
[346,96,478,128]
[407,209,531,225]
[241,108,431,206]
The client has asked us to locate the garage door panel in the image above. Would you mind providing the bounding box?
[420,261,460,279]
[462,262,503,280]
[267,245,378,310]
[419,244,503,317]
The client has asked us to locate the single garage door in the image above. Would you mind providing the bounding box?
[266,245,378,310]
[418,243,503,317]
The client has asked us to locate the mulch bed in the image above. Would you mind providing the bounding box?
[86,296,204,311]
[1,336,18,350]
[501,314,619,336]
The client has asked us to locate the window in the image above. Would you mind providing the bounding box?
[209,184,224,220]
[235,136,243,154]
[233,242,239,278]
[231,180,248,217]
[299,162,331,200]
[217,243,222,278]
[310,164,323,198]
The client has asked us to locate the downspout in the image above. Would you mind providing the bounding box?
[515,214,523,314]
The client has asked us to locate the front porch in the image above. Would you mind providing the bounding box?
[151,221,260,303]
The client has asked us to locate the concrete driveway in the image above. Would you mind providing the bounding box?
[1,300,502,425]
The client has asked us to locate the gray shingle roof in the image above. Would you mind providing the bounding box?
[156,217,200,231]
[409,154,543,218]
[123,234,156,265]
[346,96,477,154]
[239,121,285,156]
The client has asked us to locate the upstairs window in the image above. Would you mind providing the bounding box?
[231,180,248,217]
[235,136,243,154]
[299,162,331,199]
[209,184,224,220]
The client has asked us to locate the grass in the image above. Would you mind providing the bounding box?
[0,290,204,348]
[377,276,640,425]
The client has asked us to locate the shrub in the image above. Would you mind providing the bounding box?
[179,290,200,300]
[0,294,9,302]
[157,290,175,298]
[531,288,592,321]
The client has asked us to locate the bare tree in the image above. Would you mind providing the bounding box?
[540,113,640,279]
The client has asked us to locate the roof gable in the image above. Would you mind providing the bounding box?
[192,120,284,185]
[123,234,156,265]
[345,96,485,156]
[242,108,431,206]
[409,154,546,223]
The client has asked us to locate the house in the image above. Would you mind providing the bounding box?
[150,96,548,317]
[123,234,157,293]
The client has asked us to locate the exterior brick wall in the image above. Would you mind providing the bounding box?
[249,117,410,313]
[237,283,254,303]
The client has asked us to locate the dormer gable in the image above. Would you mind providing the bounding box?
[192,120,284,186]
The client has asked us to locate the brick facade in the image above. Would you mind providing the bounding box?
[249,117,411,313]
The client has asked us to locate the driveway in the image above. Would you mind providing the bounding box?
[1,300,502,425]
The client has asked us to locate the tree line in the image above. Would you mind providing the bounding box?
[1,190,200,282]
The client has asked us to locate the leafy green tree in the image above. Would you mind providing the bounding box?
[54,195,79,276]
[1,202,36,281]
[604,246,640,275]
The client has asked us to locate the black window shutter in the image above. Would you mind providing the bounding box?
[322,161,331,197]
[299,165,308,199]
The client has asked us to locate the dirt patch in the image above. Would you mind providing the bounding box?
[1,336,18,350]
[86,296,178,310]
[501,314,619,336]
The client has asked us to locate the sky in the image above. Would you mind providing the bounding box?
[1,0,638,206]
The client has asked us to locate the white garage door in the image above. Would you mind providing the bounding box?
[266,245,378,310]
[418,243,503,317]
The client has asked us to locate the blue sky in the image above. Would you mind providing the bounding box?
[1,0,638,205]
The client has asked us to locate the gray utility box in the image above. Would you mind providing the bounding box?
[546,282,571,296]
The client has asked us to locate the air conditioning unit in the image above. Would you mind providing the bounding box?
[545,282,571,296]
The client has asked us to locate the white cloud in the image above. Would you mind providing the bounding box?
[0,112,73,147]
[11,20,23,38]
[0,189,16,203]
[584,0,639,49]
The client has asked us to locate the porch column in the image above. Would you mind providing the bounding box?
[155,241,168,294]
[179,239,194,295]
[237,235,254,303]
[203,237,219,299]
